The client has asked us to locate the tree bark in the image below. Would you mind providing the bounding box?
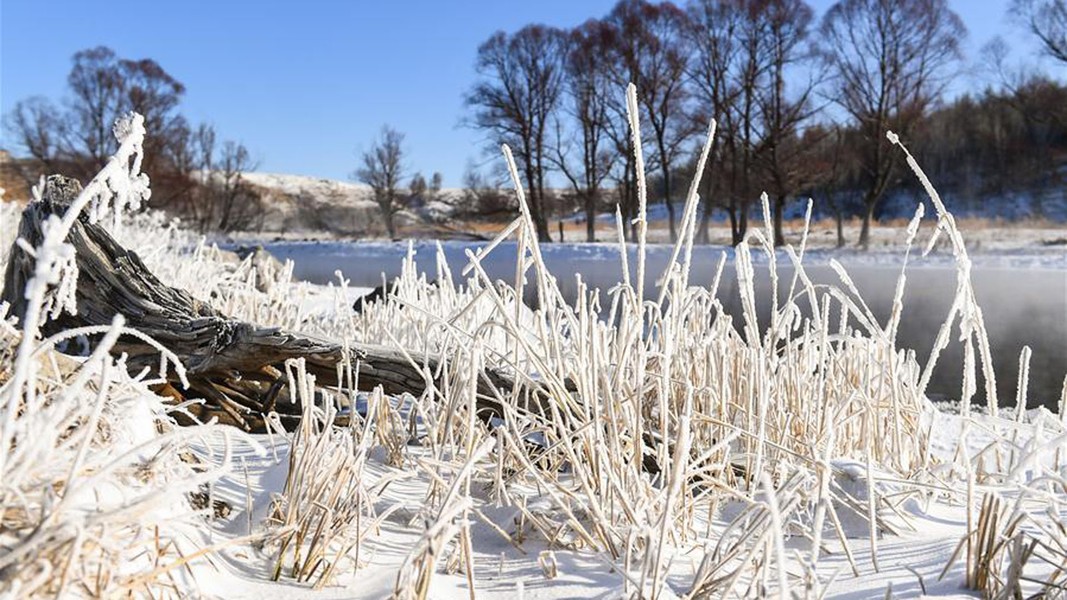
[585,193,596,243]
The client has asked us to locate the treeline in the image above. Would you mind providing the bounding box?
[4,46,262,233]
[464,0,1067,247]
[5,1,1065,245]
[914,76,1067,206]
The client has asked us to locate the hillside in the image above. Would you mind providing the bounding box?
[228,171,467,239]
[0,150,33,202]
[238,171,381,236]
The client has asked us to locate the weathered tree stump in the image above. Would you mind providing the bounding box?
[2,175,528,431]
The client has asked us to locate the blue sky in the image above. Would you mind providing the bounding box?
[0,0,1055,187]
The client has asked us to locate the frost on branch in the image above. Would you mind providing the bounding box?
[83,111,152,232]
[33,215,78,321]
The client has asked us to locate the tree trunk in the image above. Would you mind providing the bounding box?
[735,202,749,246]
[728,200,740,246]
[835,209,846,249]
[858,197,876,250]
[661,161,676,243]
[585,193,596,243]
[536,164,552,244]
[696,206,711,245]
[696,169,713,245]
[2,176,541,433]
[773,194,786,247]
[383,207,396,240]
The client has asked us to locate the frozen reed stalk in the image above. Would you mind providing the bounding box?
[625,82,649,307]
[1061,375,1067,427]
[887,131,998,413]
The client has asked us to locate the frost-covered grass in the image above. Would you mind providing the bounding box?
[1,102,1066,598]
[0,114,255,597]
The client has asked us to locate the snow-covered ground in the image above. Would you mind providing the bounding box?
[181,404,1067,600]
[241,172,374,200]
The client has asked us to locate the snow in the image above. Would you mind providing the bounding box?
[173,407,1065,600]
[226,171,466,237]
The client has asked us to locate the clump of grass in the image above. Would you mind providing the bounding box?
[940,488,1067,598]
[0,113,248,598]
[415,87,939,595]
[266,359,400,589]
[391,437,495,600]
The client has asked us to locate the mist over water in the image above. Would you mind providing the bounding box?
[265,240,1067,410]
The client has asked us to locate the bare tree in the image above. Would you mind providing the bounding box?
[356,125,407,239]
[62,47,185,179]
[687,0,773,245]
[605,0,694,243]
[119,56,187,185]
[2,45,267,233]
[191,123,217,224]
[820,0,966,249]
[804,123,851,248]
[65,46,127,173]
[756,0,820,247]
[461,162,513,217]
[409,172,428,207]
[552,19,618,242]
[158,122,259,232]
[3,98,66,181]
[687,0,743,244]
[152,116,200,224]
[5,46,189,196]
[1012,0,1067,64]
[724,0,765,245]
[687,0,818,246]
[215,141,260,232]
[466,25,568,242]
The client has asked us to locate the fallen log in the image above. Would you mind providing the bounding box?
[2,175,529,431]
